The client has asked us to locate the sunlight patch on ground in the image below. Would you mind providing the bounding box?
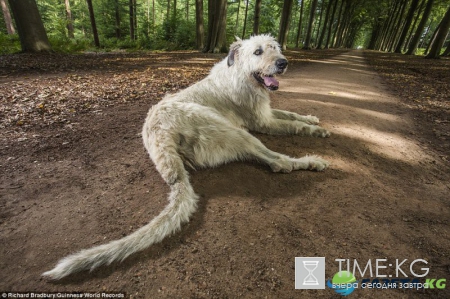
[333,124,424,164]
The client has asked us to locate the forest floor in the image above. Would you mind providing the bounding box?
[0,49,449,298]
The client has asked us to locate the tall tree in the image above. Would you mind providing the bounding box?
[295,0,305,48]
[64,0,74,38]
[426,6,450,59]
[317,0,334,48]
[406,0,434,55]
[278,0,294,50]
[234,0,241,34]
[86,0,100,47]
[8,0,51,52]
[195,0,204,50]
[115,0,121,38]
[395,0,420,53]
[403,0,426,52]
[253,0,262,35]
[325,0,338,48]
[241,0,249,38]
[303,0,319,49]
[386,0,408,52]
[1,0,15,34]
[205,0,227,53]
[129,0,136,40]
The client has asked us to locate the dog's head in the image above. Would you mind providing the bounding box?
[227,34,288,91]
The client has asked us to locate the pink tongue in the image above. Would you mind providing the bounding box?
[263,76,279,87]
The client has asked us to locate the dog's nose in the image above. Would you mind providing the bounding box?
[276,59,288,69]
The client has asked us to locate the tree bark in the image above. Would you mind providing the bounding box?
[314,0,326,45]
[253,0,262,35]
[278,0,294,50]
[195,0,204,50]
[303,0,317,49]
[205,0,227,53]
[395,0,420,53]
[426,6,450,59]
[295,0,305,48]
[386,0,407,52]
[86,0,100,47]
[64,0,74,38]
[325,0,338,48]
[8,0,51,52]
[241,0,249,39]
[1,0,15,34]
[406,0,434,55]
[317,0,333,49]
[331,0,344,47]
[129,0,135,40]
[234,0,240,35]
[403,0,425,52]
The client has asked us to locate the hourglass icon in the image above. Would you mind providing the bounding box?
[302,260,319,285]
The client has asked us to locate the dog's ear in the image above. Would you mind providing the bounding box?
[227,39,242,67]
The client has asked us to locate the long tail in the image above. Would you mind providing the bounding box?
[42,142,198,280]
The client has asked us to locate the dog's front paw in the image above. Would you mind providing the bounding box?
[303,115,320,125]
[310,125,330,138]
[306,155,330,171]
[292,155,330,171]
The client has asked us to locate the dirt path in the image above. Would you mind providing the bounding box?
[1,51,449,298]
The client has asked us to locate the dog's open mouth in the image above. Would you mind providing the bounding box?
[253,73,279,91]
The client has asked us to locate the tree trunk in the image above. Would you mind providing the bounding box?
[173,0,177,20]
[195,0,204,50]
[403,0,425,52]
[234,0,240,35]
[303,0,318,49]
[8,0,51,52]
[186,0,189,20]
[395,0,420,53]
[406,0,434,55]
[331,0,344,47]
[295,0,305,48]
[205,0,227,53]
[1,0,15,34]
[86,0,100,47]
[241,0,249,39]
[167,0,170,17]
[64,0,74,38]
[442,41,450,56]
[377,1,399,50]
[317,0,333,49]
[386,0,407,52]
[129,0,135,40]
[253,0,262,35]
[426,6,450,59]
[278,0,294,50]
[314,0,326,45]
[325,0,338,48]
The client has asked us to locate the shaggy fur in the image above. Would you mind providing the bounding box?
[42,34,330,280]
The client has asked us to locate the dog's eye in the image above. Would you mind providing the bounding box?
[254,49,263,56]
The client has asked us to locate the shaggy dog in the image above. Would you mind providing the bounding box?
[43,34,330,280]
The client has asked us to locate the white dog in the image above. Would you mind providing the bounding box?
[43,34,330,280]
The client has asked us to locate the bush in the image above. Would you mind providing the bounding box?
[0,33,21,54]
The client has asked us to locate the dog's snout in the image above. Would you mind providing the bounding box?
[276,59,288,70]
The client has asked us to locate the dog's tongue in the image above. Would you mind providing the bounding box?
[263,76,279,87]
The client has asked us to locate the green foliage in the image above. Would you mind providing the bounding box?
[0,33,21,54]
